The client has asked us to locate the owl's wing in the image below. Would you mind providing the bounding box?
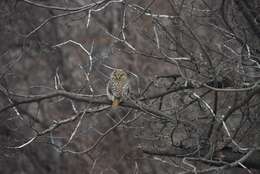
[106,80,114,100]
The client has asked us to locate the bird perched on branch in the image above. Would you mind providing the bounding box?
[106,69,129,108]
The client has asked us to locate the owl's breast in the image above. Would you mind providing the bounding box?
[111,81,122,97]
[112,80,128,97]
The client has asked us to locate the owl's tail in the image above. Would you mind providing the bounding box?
[112,99,120,108]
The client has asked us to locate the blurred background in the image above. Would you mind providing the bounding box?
[0,0,260,173]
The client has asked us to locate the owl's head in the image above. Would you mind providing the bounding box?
[111,69,128,82]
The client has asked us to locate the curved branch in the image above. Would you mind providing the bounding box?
[22,0,95,11]
[7,106,109,149]
[0,90,109,114]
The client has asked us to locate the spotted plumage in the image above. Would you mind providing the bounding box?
[106,69,129,107]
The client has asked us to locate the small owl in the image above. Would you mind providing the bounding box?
[106,69,129,107]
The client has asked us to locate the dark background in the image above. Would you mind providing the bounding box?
[0,0,260,173]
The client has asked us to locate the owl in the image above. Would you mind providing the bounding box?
[106,69,129,107]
